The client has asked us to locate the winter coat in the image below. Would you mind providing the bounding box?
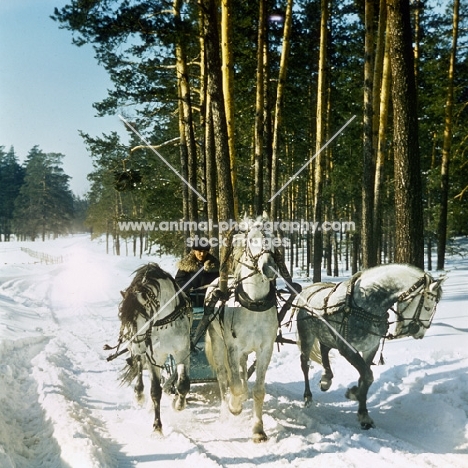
[175,252,220,300]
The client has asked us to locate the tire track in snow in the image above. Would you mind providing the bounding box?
[31,336,122,467]
[165,385,268,466]
[266,373,468,467]
[39,262,131,467]
[0,337,64,468]
[0,263,124,467]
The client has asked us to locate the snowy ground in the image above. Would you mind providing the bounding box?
[0,234,467,467]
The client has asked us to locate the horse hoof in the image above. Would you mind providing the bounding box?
[358,409,375,430]
[304,397,313,407]
[153,424,163,436]
[320,378,332,392]
[173,396,186,411]
[229,404,243,416]
[345,386,358,401]
[134,392,145,406]
[361,421,375,430]
[228,395,244,415]
[253,431,268,443]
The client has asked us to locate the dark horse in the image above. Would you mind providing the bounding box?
[294,264,444,429]
[117,263,192,434]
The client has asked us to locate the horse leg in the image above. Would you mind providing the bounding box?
[134,355,145,404]
[206,330,230,407]
[319,343,334,392]
[340,347,375,429]
[148,365,163,434]
[298,323,316,406]
[251,346,274,443]
[299,349,313,406]
[226,345,247,416]
[173,362,190,411]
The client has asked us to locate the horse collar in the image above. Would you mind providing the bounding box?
[235,282,276,312]
[343,271,363,313]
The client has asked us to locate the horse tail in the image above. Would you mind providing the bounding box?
[204,332,216,373]
[120,356,141,386]
[309,338,322,365]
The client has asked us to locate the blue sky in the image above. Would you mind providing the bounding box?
[0,0,126,195]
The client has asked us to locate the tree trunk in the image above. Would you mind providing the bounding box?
[437,0,459,270]
[312,0,328,283]
[387,0,424,268]
[205,94,219,256]
[362,0,376,269]
[373,13,391,265]
[221,0,238,218]
[270,0,293,222]
[253,0,267,216]
[413,0,421,86]
[174,0,198,232]
[199,0,235,293]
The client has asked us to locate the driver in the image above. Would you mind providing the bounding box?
[175,239,220,307]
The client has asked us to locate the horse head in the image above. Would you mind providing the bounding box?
[236,215,278,282]
[118,266,166,350]
[395,273,445,339]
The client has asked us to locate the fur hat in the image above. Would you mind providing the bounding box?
[189,238,211,252]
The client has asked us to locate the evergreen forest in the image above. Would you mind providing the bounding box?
[0,145,86,241]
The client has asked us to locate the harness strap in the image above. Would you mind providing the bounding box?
[344,271,362,313]
[397,276,426,302]
[235,282,276,312]
[387,274,433,339]
[151,296,191,329]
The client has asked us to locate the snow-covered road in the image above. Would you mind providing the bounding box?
[0,235,467,467]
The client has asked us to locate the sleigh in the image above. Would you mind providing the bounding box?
[161,293,217,389]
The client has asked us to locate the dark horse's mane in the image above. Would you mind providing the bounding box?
[119,263,177,326]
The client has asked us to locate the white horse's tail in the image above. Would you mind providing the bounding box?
[204,331,233,381]
[309,338,322,365]
[204,331,215,372]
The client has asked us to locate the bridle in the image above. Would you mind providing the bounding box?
[389,274,440,339]
[235,229,275,278]
[112,279,191,365]
[224,228,278,313]
[134,283,161,320]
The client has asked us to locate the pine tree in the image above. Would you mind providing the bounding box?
[13,147,74,240]
[0,146,24,241]
[387,0,424,268]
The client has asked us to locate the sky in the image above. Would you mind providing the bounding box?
[0,0,127,196]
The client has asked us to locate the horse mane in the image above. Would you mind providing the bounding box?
[119,263,177,326]
[131,262,174,284]
[119,293,144,328]
[359,263,422,288]
[357,263,443,304]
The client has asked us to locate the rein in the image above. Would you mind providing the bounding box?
[105,284,192,363]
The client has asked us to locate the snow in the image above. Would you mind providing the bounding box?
[0,234,467,467]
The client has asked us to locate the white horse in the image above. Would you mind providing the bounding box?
[117,263,192,434]
[294,264,445,429]
[205,218,279,442]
